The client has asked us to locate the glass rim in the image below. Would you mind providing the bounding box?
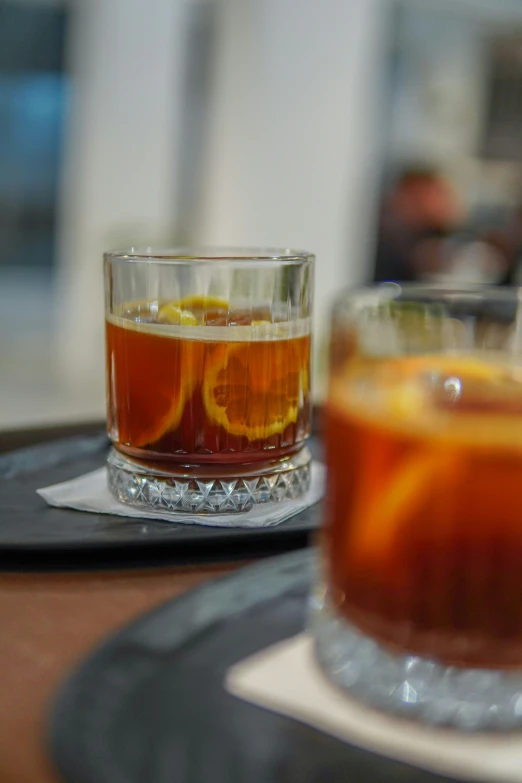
[104,246,315,265]
[334,282,522,309]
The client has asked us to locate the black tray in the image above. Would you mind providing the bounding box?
[49,549,456,783]
[0,433,322,559]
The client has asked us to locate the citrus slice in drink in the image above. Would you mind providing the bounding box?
[129,388,186,448]
[165,294,229,326]
[340,353,521,568]
[203,335,308,440]
[177,295,229,312]
[158,303,199,325]
[349,450,461,566]
[108,323,188,448]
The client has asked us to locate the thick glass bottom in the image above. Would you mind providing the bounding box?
[310,586,522,731]
[107,446,311,515]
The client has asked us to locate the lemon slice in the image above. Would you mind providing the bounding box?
[158,304,199,325]
[203,340,307,440]
[338,353,513,567]
[131,390,187,448]
[177,295,229,311]
[158,296,229,326]
[349,451,461,564]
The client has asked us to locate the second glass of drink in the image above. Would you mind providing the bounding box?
[313,284,522,730]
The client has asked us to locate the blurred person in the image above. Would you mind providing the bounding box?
[373,167,463,283]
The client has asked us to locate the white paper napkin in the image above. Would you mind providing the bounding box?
[37,462,325,528]
[227,633,522,783]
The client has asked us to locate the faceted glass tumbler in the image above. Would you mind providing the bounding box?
[104,248,314,516]
[313,283,522,730]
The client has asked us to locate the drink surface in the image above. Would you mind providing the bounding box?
[106,297,311,467]
[325,353,522,667]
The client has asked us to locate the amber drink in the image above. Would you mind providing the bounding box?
[314,285,522,730]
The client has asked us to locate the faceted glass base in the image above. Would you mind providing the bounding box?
[107,446,311,516]
[310,588,522,731]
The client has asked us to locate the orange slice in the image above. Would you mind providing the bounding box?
[111,297,227,448]
[349,450,461,565]
[158,303,199,325]
[388,354,510,383]
[157,296,229,326]
[130,389,185,448]
[339,353,515,568]
[108,321,188,448]
[203,336,308,439]
[177,295,229,311]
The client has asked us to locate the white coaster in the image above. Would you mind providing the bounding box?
[37,462,325,528]
[227,633,522,783]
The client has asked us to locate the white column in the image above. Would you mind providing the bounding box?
[54,0,192,410]
[199,0,387,395]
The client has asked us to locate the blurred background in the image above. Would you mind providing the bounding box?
[1,0,522,430]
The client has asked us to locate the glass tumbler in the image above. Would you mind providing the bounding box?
[104,248,314,515]
[312,283,522,730]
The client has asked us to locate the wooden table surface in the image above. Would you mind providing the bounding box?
[0,422,246,783]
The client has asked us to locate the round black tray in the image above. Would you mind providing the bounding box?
[49,549,456,783]
[0,434,322,562]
